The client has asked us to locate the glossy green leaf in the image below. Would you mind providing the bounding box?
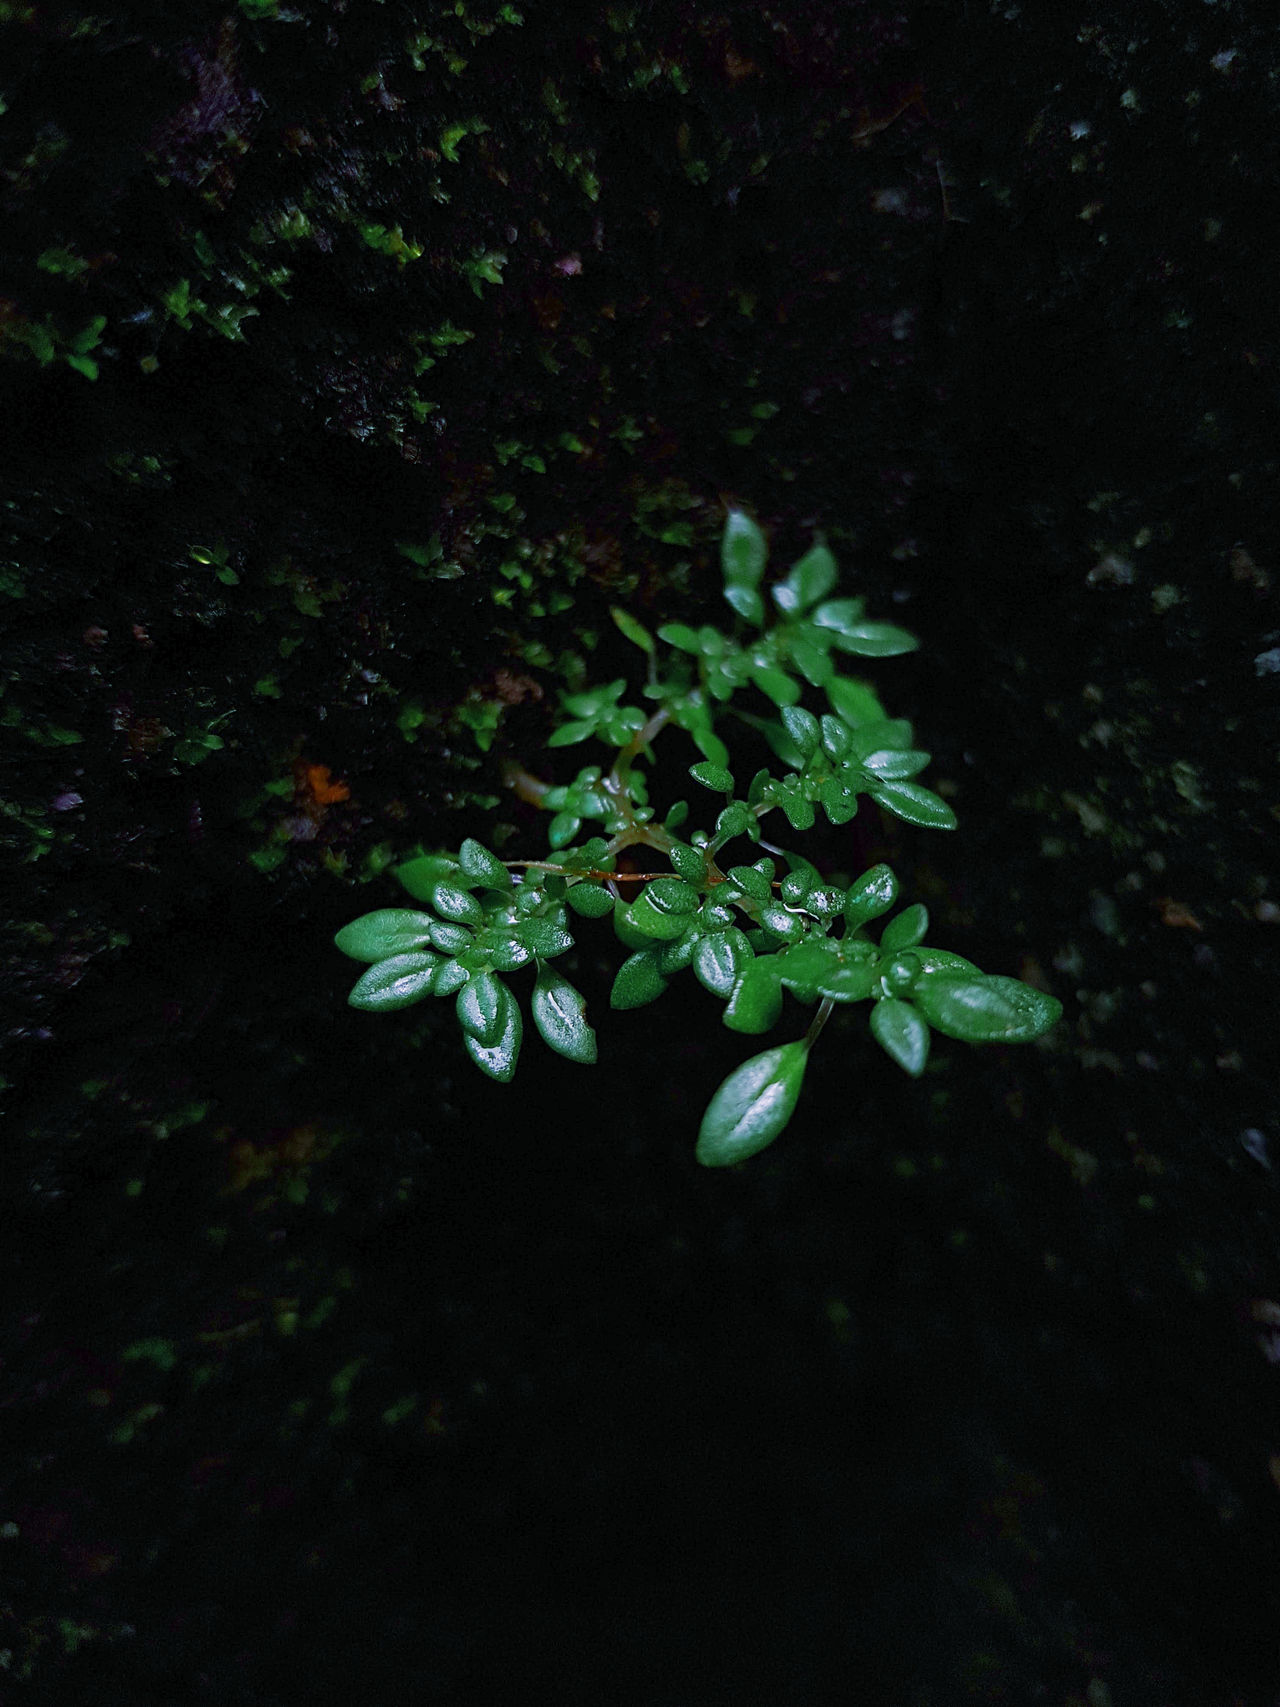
[726,864,772,905]
[547,811,583,849]
[814,959,878,1002]
[775,939,839,997]
[909,949,980,977]
[488,935,536,972]
[463,987,522,1081]
[433,883,485,926]
[721,508,768,590]
[724,584,766,627]
[880,952,923,996]
[693,928,753,997]
[780,704,821,760]
[870,999,930,1076]
[566,881,615,918]
[658,931,700,974]
[760,905,807,944]
[780,865,816,906]
[531,962,597,1064]
[610,606,655,654]
[860,748,930,780]
[625,877,701,940]
[880,903,929,953]
[843,864,899,926]
[714,801,754,842]
[821,778,858,825]
[610,947,669,1009]
[778,790,816,831]
[348,952,440,1012]
[750,664,802,706]
[458,838,511,888]
[869,780,957,831]
[847,718,914,758]
[829,621,919,657]
[395,853,460,903]
[690,760,734,792]
[546,719,596,748]
[824,676,887,726]
[787,631,834,687]
[691,724,731,768]
[774,544,838,615]
[820,715,852,759]
[695,1041,808,1168]
[456,970,507,1045]
[428,920,472,954]
[334,910,436,962]
[723,958,783,1033]
[515,915,574,957]
[657,622,701,654]
[430,957,468,996]
[667,840,705,883]
[913,975,1063,1043]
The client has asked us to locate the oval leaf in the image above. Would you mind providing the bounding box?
[870,781,957,831]
[693,929,753,998]
[721,508,767,590]
[566,881,615,918]
[531,963,597,1064]
[456,970,507,1045]
[870,999,930,1076]
[463,989,522,1081]
[913,975,1063,1044]
[723,958,783,1033]
[348,952,440,1013]
[880,903,929,953]
[335,909,436,962]
[458,838,511,888]
[695,1041,808,1168]
[610,948,669,1010]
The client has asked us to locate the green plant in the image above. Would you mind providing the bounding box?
[335,509,1061,1166]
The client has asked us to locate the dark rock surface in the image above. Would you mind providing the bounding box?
[2,2,1277,1701]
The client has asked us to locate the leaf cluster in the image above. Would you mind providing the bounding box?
[336,510,1062,1167]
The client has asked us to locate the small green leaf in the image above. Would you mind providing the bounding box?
[463,987,522,1081]
[488,935,536,971]
[775,939,838,996]
[813,959,877,1002]
[724,584,765,626]
[610,947,669,1009]
[820,715,852,759]
[759,905,807,944]
[824,676,887,726]
[910,949,980,977]
[610,606,655,653]
[514,916,574,957]
[913,975,1063,1043]
[566,881,615,918]
[334,910,436,962]
[690,725,731,768]
[433,883,485,925]
[870,1000,930,1076]
[667,840,705,883]
[880,904,929,953]
[693,928,753,997]
[546,719,596,748]
[625,879,701,941]
[658,930,700,974]
[809,598,866,636]
[843,864,899,927]
[848,719,915,758]
[458,838,511,888]
[430,958,469,996]
[723,958,783,1033]
[880,952,923,996]
[721,509,767,590]
[820,777,859,825]
[714,801,755,842]
[428,921,473,954]
[657,622,702,654]
[829,621,919,658]
[774,544,838,614]
[780,704,821,760]
[395,853,460,903]
[778,790,816,831]
[860,748,930,780]
[695,1041,808,1167]
[456,970,507,1044]
[690,760,734,792]
[750,665,802,706]
[348,952,439,1012]
[547,811,583,849]
[725,864,772,905]
[869,780,957,831]
[531,962,597,1064]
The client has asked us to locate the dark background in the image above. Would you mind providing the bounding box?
[2,2,1277,1702]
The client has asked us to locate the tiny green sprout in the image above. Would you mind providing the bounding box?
[335,508,1062,1166]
